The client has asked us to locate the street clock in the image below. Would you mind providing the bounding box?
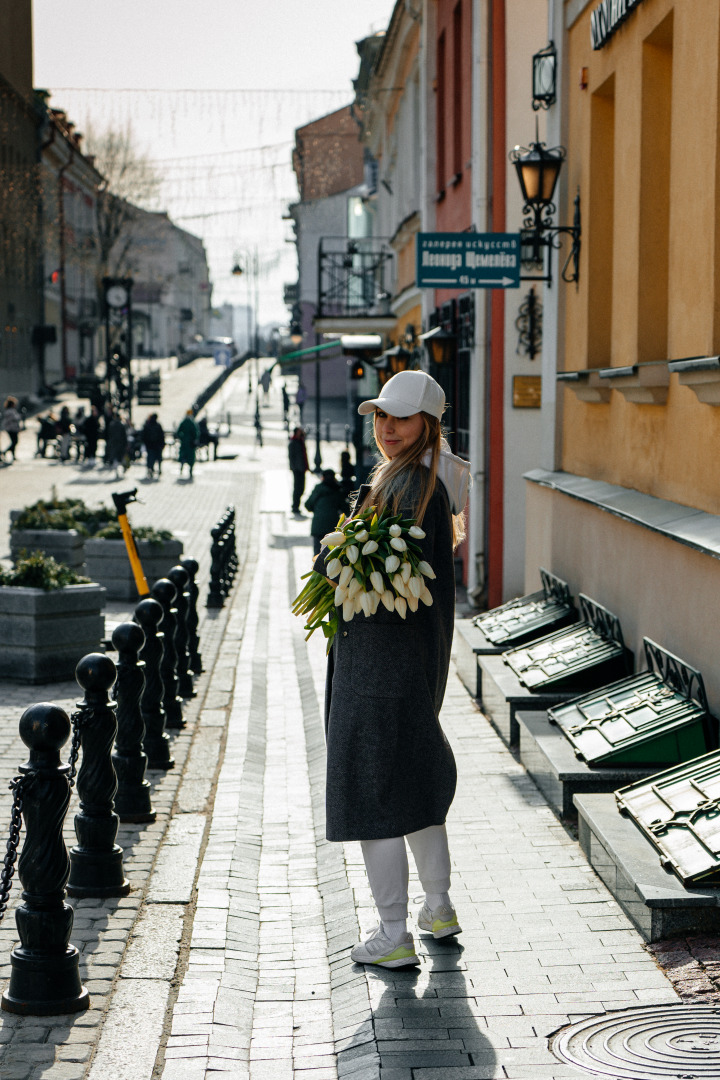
[106,284,129,309]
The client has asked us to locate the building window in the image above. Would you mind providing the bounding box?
[453,1,463,180]
[437,30,446,194]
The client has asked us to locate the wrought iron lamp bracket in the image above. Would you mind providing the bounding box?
[520,190,581,288]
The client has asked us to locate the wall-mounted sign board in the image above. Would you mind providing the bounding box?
[513,375,542,408]
[416,233,521,289]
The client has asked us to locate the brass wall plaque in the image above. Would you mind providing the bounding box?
[513,375,541,408]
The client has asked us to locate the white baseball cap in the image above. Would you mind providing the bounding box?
[358,370,445,420]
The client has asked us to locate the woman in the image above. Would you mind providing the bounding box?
[176,410,200,478]
[1,396,22,462]
[317,370,470,969]
[142,412,165,479]
[305,469,347,555]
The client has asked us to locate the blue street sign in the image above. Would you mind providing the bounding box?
[213,345,232,368]
[416,232,521,289]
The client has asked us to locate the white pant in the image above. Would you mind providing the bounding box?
[360,824,451,922]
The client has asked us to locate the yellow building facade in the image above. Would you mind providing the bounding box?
[526,0,720,711]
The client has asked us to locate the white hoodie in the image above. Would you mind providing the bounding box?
[424,438,470,515]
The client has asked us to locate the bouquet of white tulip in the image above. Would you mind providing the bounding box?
[291,505,436,651]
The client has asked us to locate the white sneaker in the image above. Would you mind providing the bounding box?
[417,902,462,939]
[350,925,419,968]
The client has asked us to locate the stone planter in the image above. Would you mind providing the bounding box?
[0,583,106,683]
[10,525,85,570]
[84,538,184,600]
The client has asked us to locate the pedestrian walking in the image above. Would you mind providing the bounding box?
[281,384,290,427]
[57,405,73,462]
[197,416,219,460]
[305,469,347,556]
[339,449,355,510]
[105,411,128,478]
[295,382,307,424]
[176,409,200,479]
[254,402,263,448]
[83,406,100,464]
[316,370,470,969]
[288,426,309,513]
[142,412,165,479]
[1,396,22,462]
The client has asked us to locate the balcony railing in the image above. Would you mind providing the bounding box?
[317,237,395,320]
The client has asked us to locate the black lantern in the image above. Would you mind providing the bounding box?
[384,345,412,375]
[509,135,581,286]
[421,326,456,366]
[532,42,557,111]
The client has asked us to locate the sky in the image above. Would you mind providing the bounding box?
[33,0,395,327]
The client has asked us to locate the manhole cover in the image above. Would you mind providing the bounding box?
[551,1004,720,1078]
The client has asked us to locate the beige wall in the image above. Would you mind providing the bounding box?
[526,481,720,714]
[560,0,720,515]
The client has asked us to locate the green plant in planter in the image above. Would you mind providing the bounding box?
[0,550,91,590]
[92,522,175,547]
[13,496,113,536]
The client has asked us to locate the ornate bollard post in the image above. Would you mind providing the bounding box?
[180,556,203,674]
[1,703,89,1016]
[168,564,195,698]
[151,578,185,730]
[207,524,224,608]
[134,597,174,770]
[112,622,155,824]
[67,654,130,898]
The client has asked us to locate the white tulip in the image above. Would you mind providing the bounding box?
[407,593,419,612]
[339,565,353,588]
[381,590,395,612]
[361,540,378,555]
[322,531,346,547]
[346,544,359,563]
[394,595,407,619]
[360,591,373,617]
[370,570,384,593]
[401,561,412,583]
[334,584,347,606]
[420,587,433,606]
[385,554,400,574]
[355,529,369,542]
[408,525,426,538]
[354,593,364,613]
[408,575,424,598]
[390,537,407,551]
[370,590,381,614]
[389,524,402,537]
[342,598,355,622]
[392,573,408,598]
[347,578,361,599]
[326,558,342,579]
[418,560,436,579]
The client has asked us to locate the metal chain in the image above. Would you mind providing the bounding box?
[0,774,30,921]
[67,704,90,788]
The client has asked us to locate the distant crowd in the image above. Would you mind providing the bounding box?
[0,398,219,483]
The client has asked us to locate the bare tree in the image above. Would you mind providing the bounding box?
[84,123,161,281]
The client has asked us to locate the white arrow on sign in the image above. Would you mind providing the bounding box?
[422,276,516,286]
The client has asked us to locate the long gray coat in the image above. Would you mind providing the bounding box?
[319,469,457,842]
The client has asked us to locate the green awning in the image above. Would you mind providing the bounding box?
[275,341,341,365]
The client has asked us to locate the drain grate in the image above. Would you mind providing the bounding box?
[551,1004,720,1078]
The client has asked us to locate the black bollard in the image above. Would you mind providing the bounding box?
[1,703,90,1016]
[207,524,224,608]
[151,578,185,730]
[180,557,203,674]
[67,654,130,898]
[112,622,155,824]
[134,598,174,770]
[168,565,195,698]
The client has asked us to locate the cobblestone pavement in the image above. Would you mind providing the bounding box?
[0,365,688,1079]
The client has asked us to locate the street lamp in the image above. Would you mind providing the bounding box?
[419,325,456,366]
[509,134,581,285]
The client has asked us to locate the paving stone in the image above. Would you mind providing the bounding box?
[85,978,170,1080]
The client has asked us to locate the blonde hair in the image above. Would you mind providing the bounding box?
[357,411,466,549]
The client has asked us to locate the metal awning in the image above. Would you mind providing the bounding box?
[473,568,577,647]
[616,749,720,884]
[503,593,631,692]
[548,639,714,766]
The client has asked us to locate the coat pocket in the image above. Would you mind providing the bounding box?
[350,623,421,699]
